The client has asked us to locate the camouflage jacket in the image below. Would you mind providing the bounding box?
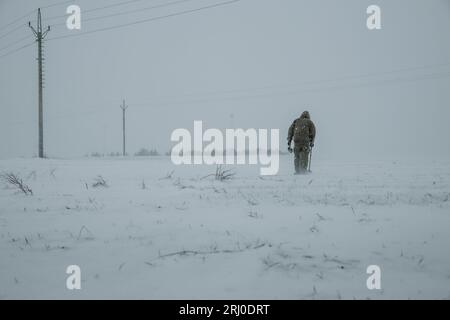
[287,111,316,147]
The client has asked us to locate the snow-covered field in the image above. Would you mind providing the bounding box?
[0,156,449,299]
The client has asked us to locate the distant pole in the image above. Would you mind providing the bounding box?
[230,113,235,128]
[120,100,128,156]
[29,8,50,159]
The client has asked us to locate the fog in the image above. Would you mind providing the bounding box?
[1,0,450,161]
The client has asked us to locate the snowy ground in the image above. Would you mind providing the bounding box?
[0,156,449,299]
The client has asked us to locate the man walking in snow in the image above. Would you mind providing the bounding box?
[287,111,316,174]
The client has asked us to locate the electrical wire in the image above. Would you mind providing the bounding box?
[47,0,242,41]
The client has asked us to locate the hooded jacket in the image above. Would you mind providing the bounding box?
[287,111,316,147]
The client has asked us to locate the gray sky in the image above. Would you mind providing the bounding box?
[1,0,450,160]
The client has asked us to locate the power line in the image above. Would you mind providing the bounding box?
[0,0,241,59]
[0,23,28,41]
[11,67,449,124]
[128,62,450,104]
[0,41,35,59]
[48,0,200,28]
[0,0,143,41]
[128,70,450,107]
[44,0,149,22]
[2,0,448,99]
[0,0,80,34]
[23,69,450,124]
[0,34,34,52]
[47,0,242,41]
[50,68,450,119]
[0,9,36,33]
[40,0,76,10]
[0,0,241,60]
[82,0,145,14]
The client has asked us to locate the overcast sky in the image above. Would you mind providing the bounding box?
[1,0,450,160]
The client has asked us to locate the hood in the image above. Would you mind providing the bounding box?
[300,111,310,119]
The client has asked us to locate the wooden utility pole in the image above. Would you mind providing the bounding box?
[120,100,128,156]
[29,9,50,158]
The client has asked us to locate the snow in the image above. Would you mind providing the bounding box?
[0,156,449,299]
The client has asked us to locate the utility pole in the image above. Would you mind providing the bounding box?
[120,99,128,156]
[29,9,50,158]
